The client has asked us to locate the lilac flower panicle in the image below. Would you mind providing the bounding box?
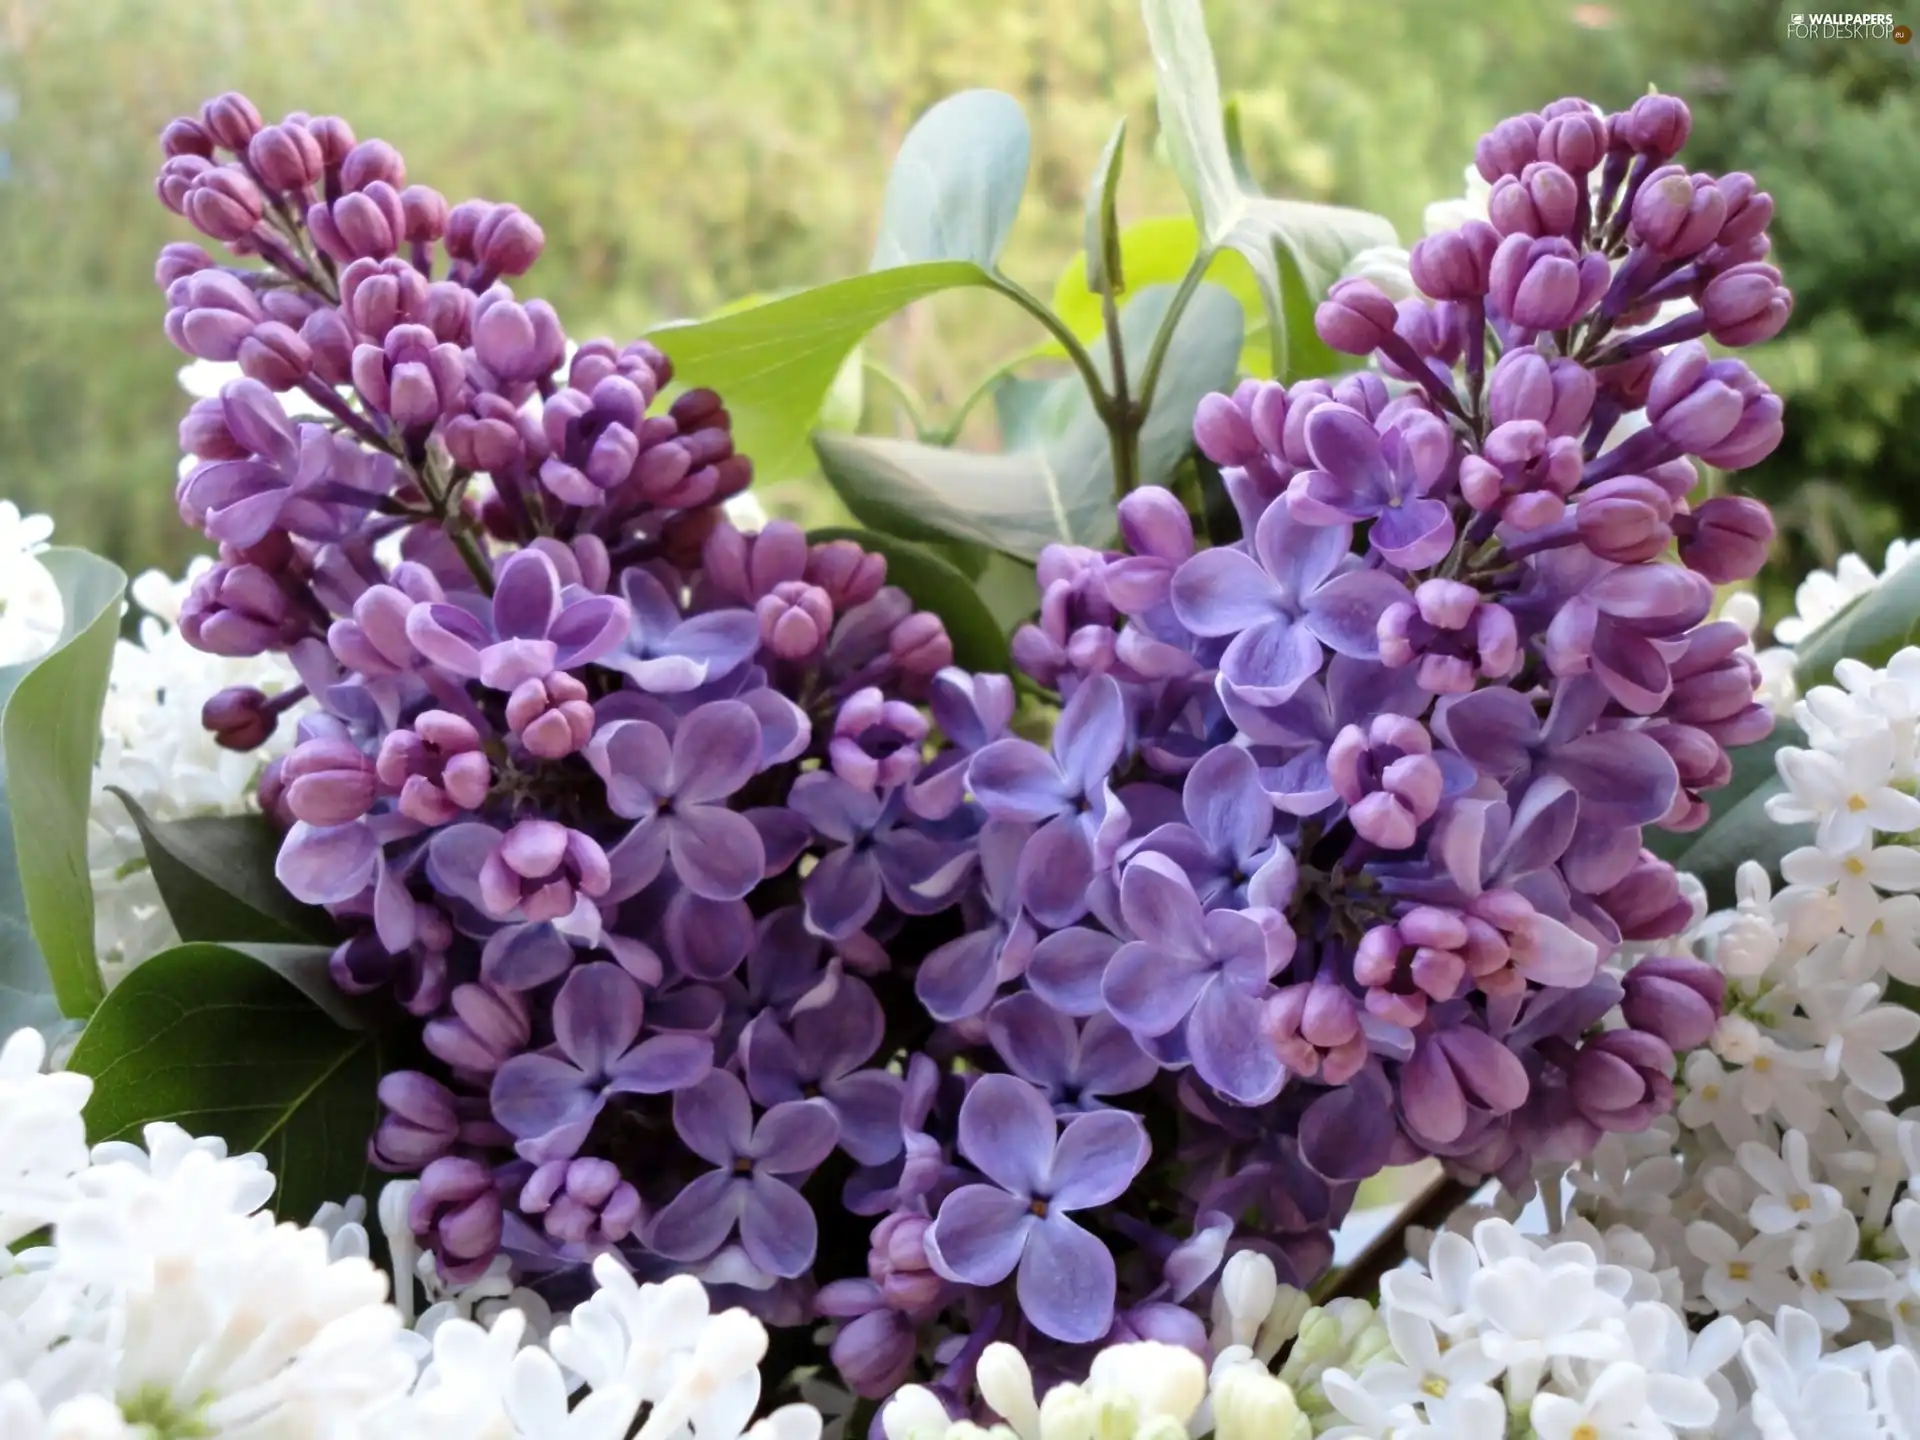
[150,86,1785,1411]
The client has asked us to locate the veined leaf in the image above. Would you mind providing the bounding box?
[872,90,1031,271]
[67,942,384,1219]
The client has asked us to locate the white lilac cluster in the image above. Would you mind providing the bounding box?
[87,562,300,980]
[880,1223,1920,1439]
[1557,648,1920,1360]
[0,1023,821,1440]
[1721,538,1920,713]
[0,500,62,668]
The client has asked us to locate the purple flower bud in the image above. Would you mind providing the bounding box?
[1475,112,1546,182]
[1679,495,1773,582]
[1702,262,1791,346]
[1570,1028,1676,1135]
[376,711,491,826]
[178,561,305,656]
[340,257,431,341]
[831,687,930,792]
[1622,957,1723,1051]
[409,1156,504,1285]
[1412,223,1501,307]
[302,115,357,170]
[341,139,406,193]
[1488,235,1608,330]
[478,820,612,924]
[281,737,378,827]
[1714,173,1773,249]
[401,185,450,244]
[1647,342,1745,454]
[1695,388,1784,471]
[1599,853,1692,941]
[156,154,211,215]
[505,673,595,760]
[1327,717,1441,851]
[155,242,215,291]
[1577,476,1675,563]
[1538,108,1607,175]
[351,323,466,430]
[1620,94,1692,162]
[1193,390,1262,466]
[520,1158,642,1246]
[183,165,266,244]
[1118,486,1196,564]
[805,540,888,611]
[423,982,531,1078]
[889,611,953,690]
[1488,162,1581,238]
[199,92,263,151]
[372,1071,461,1171]
[1631,167,1726,260]
[248,122,324,192]
[306,181,406,264]
[300,308,355,387]
[179,397,247,461]
[705,520,808,604]
[164,269,267,362]
[443,392,547,475]
[160,117,214,159]
[1486,347,1595,436]
[756,581,833,661]
[831,1309,917,1399]
[201,686,278,751]
[1315,278,1400,356]
[236,321,312,390]
[473,203,544,278]
[471,285,566,385]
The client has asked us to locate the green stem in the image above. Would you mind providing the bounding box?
[931,352,1033,448]
[417,459,495,595]
[1098,278,1138,495]
[860,360,929,439]
[986,273,1112,416]
[1131,246,1214,422]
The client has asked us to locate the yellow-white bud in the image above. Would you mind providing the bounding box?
[1211,1365,1302,1440]
[977,1342,1041,1440]
[1086,1341,1207,1428]
[884,1385,956,1440]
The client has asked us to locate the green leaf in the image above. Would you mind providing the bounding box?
[1084,119,1128,298]
[814,282,1242,562]
[1139,0,1396,364]
[66,942,383,1219]
[3,548,125,1020]
[0,644,59,1037]
[809,528,1013,675]
[991,373,1078,452]
[1791,554,1920,692]
[648,261,994,484]
[109,790,339,947]
[1645,721,1807,910]
[871,90,1031,271]
[1049,217,1265,372]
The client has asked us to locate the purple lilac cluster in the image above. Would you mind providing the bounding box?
[153,90,1780,1411]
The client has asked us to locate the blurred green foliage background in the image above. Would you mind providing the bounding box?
[0,0,1913,622]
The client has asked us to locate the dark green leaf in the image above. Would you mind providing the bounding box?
[975,552,1041,637]
[1221,97,1258,191]
[1646,720,1806,910]
[648,261,994,483]
[1792,554,1920,691]
[3,548,125,1020]
[1084,118,1128,298]
[109,790,339,947]
[67,942,384,1219]
[871,90,1031,271]
[809,527,1012,674]
[814,282,1241,561]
